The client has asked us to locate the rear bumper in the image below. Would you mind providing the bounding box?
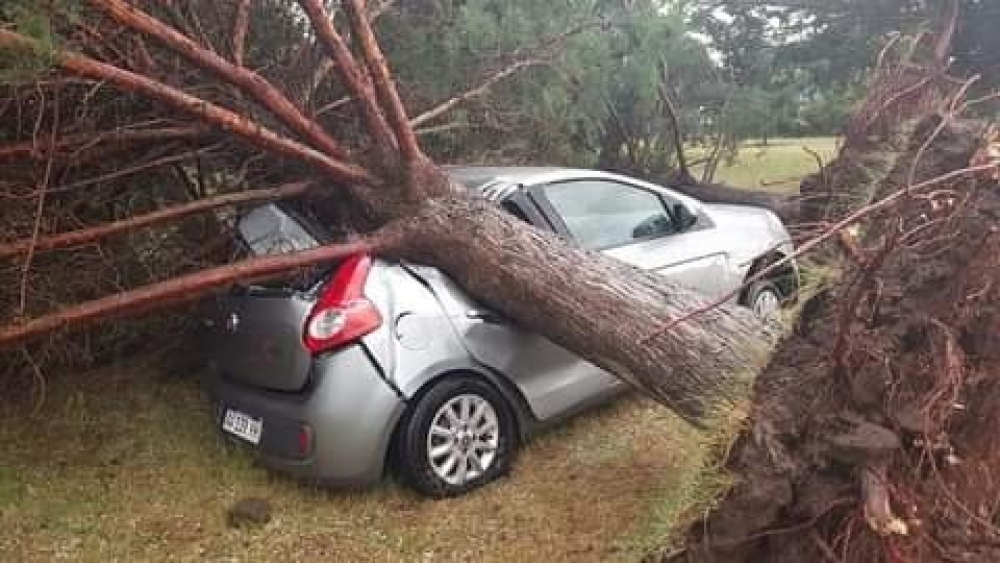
[206,344,406,488]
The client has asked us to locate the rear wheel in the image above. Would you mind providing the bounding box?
[396,376,517,497]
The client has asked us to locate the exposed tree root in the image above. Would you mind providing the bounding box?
[660,119,1000,563]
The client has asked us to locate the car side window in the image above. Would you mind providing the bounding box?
[540,180,676,249]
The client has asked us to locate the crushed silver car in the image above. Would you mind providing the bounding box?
[204,167,797,497]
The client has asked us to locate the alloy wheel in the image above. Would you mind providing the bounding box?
[426,394,500,486]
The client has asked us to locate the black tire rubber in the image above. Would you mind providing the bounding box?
[744,279,783,319]
[396,376,517,497]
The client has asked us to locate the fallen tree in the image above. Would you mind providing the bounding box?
[2,3,998,559]
[0,1,767,423]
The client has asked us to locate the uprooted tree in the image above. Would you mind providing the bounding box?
[3,1,1000,561]
[0,1,768,423]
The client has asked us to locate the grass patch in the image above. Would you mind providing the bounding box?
[691,137,840,193]
[0,363,710,562]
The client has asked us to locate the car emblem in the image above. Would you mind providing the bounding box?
[225,313,240,333]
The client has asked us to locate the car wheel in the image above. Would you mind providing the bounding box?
[746,280,783,320]
[397,376,517,497]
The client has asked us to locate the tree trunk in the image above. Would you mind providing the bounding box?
[383,194,770,424]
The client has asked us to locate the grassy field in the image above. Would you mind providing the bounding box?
[691,137,840,192]
[0,361,727,563]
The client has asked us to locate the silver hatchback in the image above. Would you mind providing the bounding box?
[204,167,796,496]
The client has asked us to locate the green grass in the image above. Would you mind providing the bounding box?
[0,362,730,562]
[691,137,840,193]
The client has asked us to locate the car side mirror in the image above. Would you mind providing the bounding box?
[673,204,698,231]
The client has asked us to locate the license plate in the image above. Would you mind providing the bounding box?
[222,408,263,445]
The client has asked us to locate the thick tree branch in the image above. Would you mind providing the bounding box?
[0,126,206,162]
[0,30,375,186]
[298,0,397,154]
[342,0,421,165]
[0,239,377,349]
[90,0,349,160]
[0,182,313,260]
[410,59,541,128]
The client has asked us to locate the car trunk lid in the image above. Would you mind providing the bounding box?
[207,287,318,391]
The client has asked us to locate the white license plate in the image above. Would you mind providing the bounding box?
[222,408,263,445]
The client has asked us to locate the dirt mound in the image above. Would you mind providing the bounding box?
[664,120,1000,562]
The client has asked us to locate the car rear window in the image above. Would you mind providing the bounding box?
[234,204,342,291]
[239,205,320,256]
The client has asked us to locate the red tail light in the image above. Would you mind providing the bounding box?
[304,253,382,354]
[297,424,313,457]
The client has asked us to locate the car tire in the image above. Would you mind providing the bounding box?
[746,280,783,320]
[396,376,517,497]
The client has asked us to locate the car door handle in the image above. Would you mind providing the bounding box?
[466,310,506,324]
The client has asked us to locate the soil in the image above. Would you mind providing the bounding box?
[663,120,1000,563]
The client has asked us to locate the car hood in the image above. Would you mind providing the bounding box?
[702,203,793,267]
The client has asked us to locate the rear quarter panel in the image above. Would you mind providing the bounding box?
[361,262,484,398]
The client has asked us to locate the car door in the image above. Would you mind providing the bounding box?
[530,179,729,297]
